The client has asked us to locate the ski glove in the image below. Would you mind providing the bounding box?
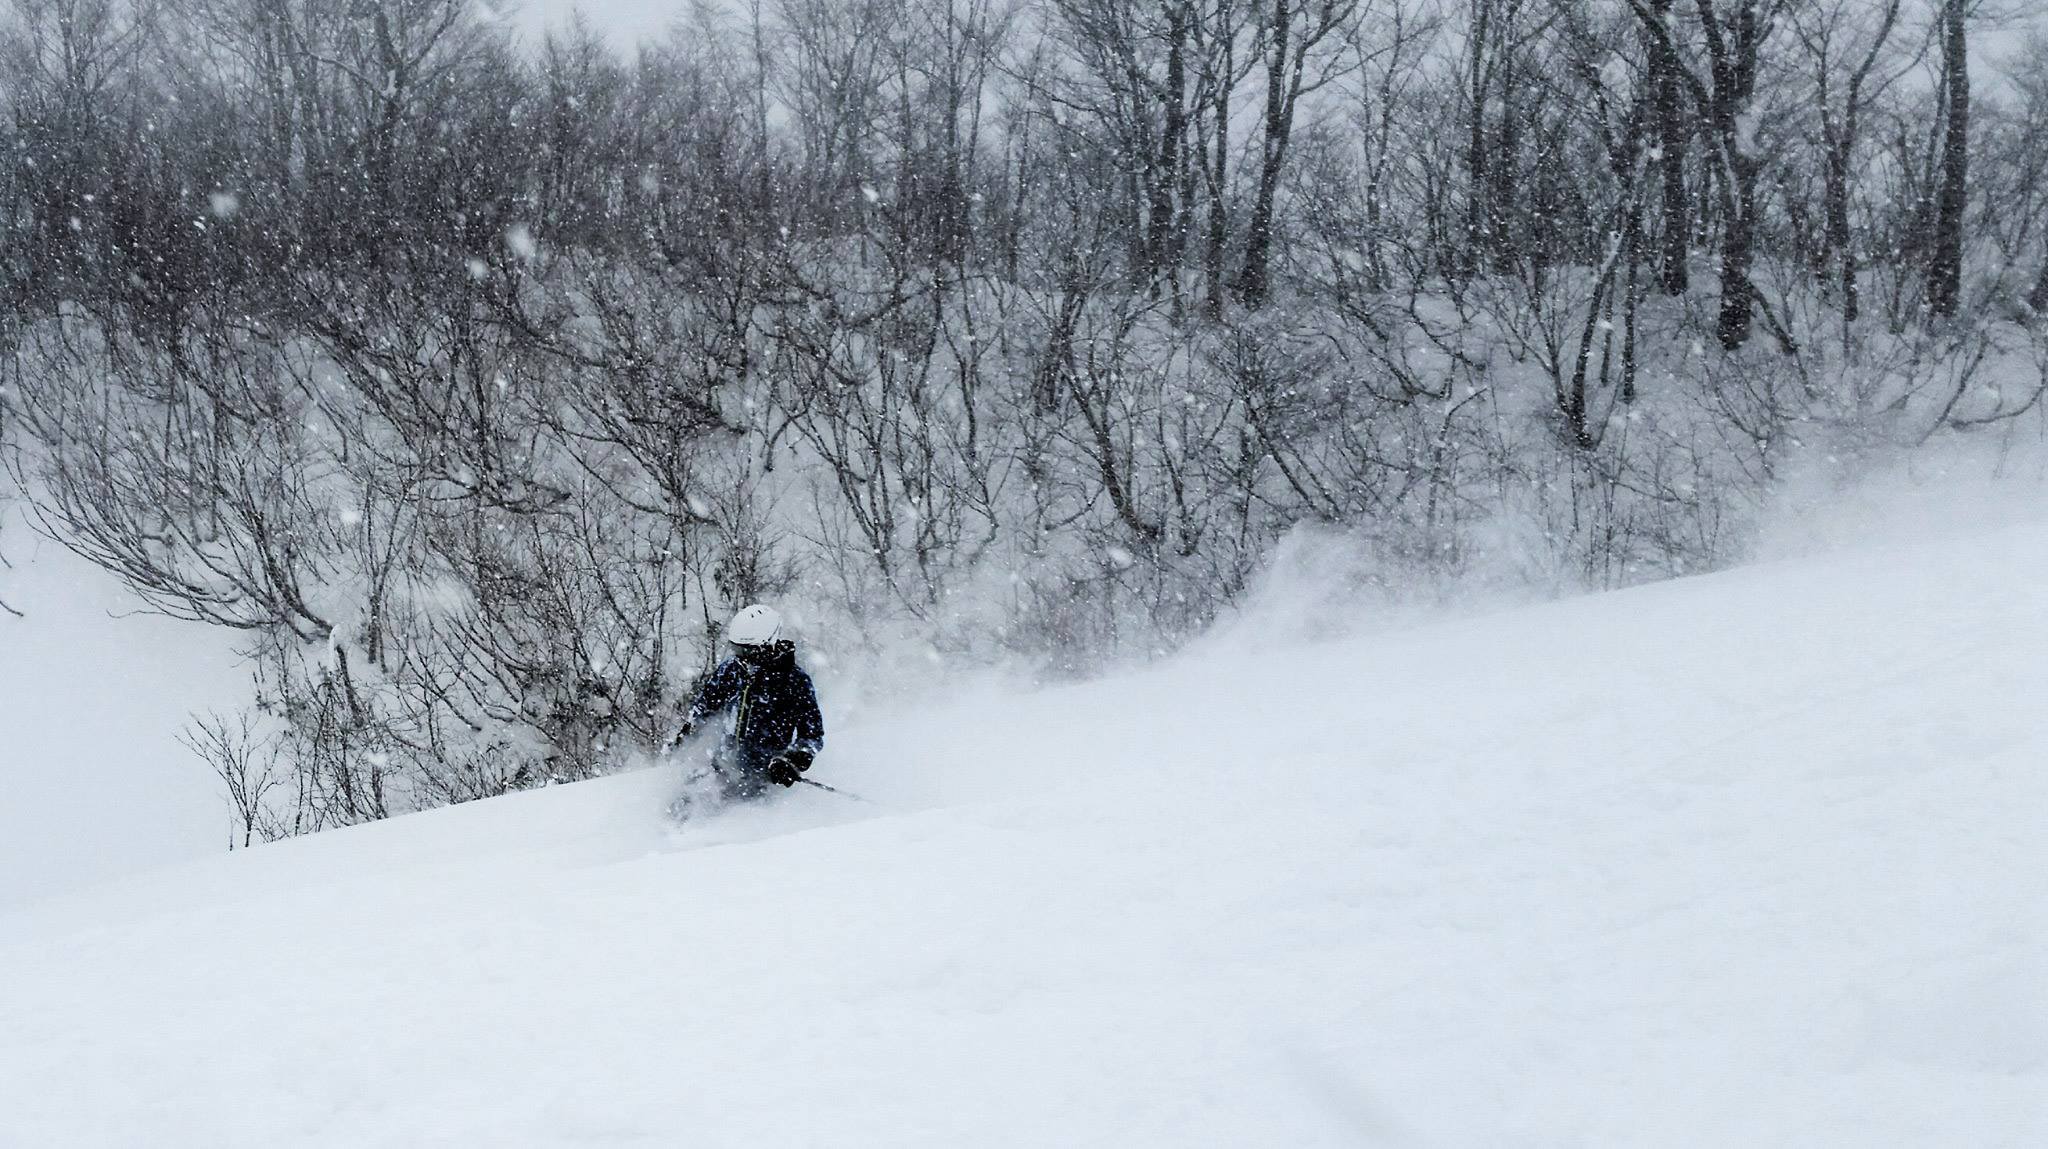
[660,719,696,755]
[766,754,807,788]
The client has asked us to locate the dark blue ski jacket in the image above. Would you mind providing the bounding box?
[685,641,825,767]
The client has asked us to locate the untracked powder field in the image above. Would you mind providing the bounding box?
[4,519,2044,1145]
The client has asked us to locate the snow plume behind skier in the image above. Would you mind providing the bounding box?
[666,604,825,804]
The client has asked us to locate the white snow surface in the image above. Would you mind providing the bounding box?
[0,508,240,909]
[4,521,2048,1145]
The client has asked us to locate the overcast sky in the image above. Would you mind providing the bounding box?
[492,0,693,52]
[499,0,2048,80]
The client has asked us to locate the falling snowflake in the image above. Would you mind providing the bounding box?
[506,224,538,261]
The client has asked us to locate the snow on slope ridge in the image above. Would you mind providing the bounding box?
[4,524,2047,1146]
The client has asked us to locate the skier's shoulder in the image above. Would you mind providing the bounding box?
[778,648,818,689]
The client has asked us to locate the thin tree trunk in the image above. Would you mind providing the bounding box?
[1238,0,1293,308]
[1718,151,1758,349]
[1204,15,1233,318]
[1926,0,1968,319]
[1648,0,1690,294]
[1822,133,1856,320]
[1462,0,1495,281]
[1817,0,1898,328]
[1150,3,1189,299]
[1205,124,1230,317]
[1690,0,1764,349]
[1489,65,1524,271]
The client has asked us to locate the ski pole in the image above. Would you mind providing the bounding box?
[798,776,872,803]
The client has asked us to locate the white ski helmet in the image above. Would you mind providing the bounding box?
[724,603,783,647]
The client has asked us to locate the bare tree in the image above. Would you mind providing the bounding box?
[1628,0,1784,350]
[1925,0,1968,319]
[1236,0,1357,307]
[1643,0,1691,294]
[1789,0,1902,328]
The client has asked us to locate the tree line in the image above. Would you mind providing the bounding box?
[3,0,2044,841]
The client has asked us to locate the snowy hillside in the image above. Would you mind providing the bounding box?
[0,508,240,909]
[4,521,2047,1146]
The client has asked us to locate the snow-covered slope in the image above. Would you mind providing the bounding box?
[0,507,241,909]
[4,522,2047,1146]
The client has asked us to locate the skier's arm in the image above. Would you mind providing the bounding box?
[786,671,825,767]
[765,678,823,787]
[680,660,741,731]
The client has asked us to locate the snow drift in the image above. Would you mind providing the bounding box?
[3,519,2046,1145]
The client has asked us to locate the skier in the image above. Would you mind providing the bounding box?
[667,604,825,801]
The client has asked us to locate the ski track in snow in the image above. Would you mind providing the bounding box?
[4,523,2048,1145]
